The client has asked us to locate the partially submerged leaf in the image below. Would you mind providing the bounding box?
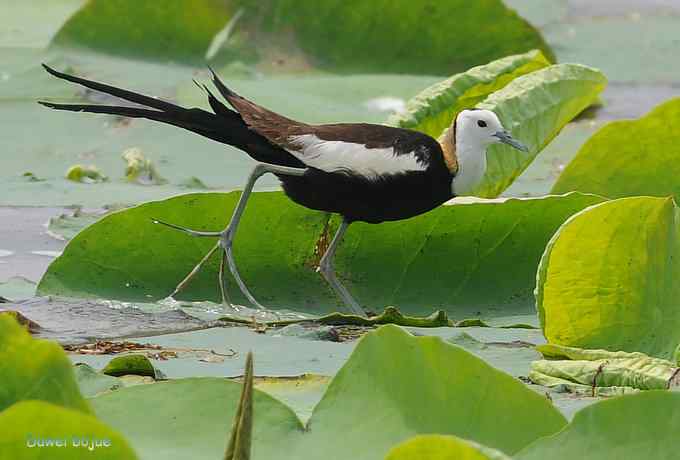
[66,164,108,183]
[122,147,167,185]
[102,354,159,378]
[516,392,680,460]
[385,434,512,460]
[220,306,453,328]
[536,197,680,359]
[388,50,551,136]
[529,344,680,394]
[0,315,90,413]
[74,363,122,398]
[552,98,680,201]
[92,325,566,459]
[47,207,111,241]
[0,400,138,460]
[38,192,604,316]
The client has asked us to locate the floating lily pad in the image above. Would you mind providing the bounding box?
[74,363,122,397]
[536,197,680,359]
[38,192,603,315]
[92,326,565,460]
[552,98,680,201]
[516,392,680,460]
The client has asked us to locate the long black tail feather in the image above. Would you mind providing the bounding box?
[38,64,303,168]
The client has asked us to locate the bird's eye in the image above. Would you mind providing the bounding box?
[477,120,487,128]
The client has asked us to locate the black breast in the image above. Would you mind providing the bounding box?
[280,166,453,224]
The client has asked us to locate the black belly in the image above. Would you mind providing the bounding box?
[279,168,453,224]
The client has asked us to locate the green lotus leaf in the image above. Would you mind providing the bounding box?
[38,192,603,315]
[0,315,91,414]
[50,0,233,63]
[385,434,512,460]
[50,0,553,73]
[536,196,680,359]
[233,0,554,75]
[0,400,138,460]
[387,50,551,135]
[92,325,566,460]
[473,64,607,197]
[552,98,680,200]
[516,392,680,460]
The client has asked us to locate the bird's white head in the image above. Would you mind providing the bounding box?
[448,109,528,196]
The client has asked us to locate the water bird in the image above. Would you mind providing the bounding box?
[39,64,528,317]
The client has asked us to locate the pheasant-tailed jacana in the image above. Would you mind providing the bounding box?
[39,65,528,317]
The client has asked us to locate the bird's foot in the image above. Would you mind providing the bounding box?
[153,218,272,314]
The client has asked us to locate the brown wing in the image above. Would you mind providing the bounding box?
[209,69,310,149]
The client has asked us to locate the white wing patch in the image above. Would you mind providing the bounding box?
[287,134,427,179]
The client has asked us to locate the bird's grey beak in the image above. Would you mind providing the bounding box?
[493,130,529,153]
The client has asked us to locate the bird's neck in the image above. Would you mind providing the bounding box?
[451,133,487,196]
[438,125,459,175]
[439,123,488,196]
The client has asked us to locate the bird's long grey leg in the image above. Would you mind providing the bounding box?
[155,162,307,309]
[219,163,307,309]
[317,219,366,317]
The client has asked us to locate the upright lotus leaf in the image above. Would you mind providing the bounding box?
[0,401,138,460]
[388,50,551,136]
[51,0,233,63]
[536,197,680,359]
[472,64,607,197]
[38,191,604,315]
[92,326,565,460]
[234,0,554,75]
[516,392,680,460]
[552,98,680,201]
[385,435,512,460]
[0,315,90,414]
